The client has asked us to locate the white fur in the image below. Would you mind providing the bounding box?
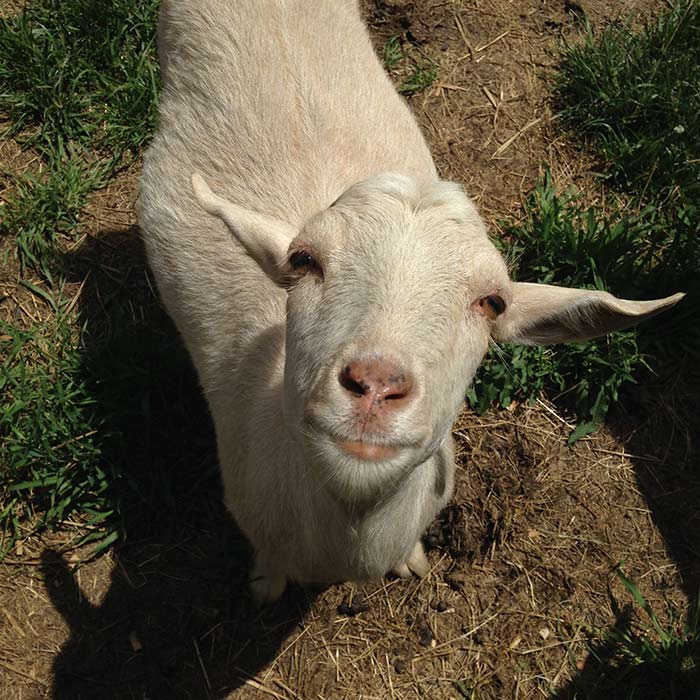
[138,0,683,599]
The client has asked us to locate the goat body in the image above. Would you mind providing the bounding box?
[139,0,683,600]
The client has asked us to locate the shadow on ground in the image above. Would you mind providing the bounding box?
[39,227,314,699]
[554,321,700,699]
[42,545,315,700]
[552,608,700,700]
[620,360,700,605]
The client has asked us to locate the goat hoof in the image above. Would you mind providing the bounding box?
[250,562,286,603]
[394,541,431,579]
[393,562,412,578]
[406,540,430,577]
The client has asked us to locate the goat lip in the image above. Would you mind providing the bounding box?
[335,439,399,461]
[304,415,426,461]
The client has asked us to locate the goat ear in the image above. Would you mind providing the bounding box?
[493,282,684,345]
[192,173,296,283]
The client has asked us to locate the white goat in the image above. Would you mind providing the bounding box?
[138,0,683,601]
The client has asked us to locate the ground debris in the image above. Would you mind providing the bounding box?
[337,593,370,617]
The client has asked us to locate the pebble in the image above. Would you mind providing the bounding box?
[337,594,369,617]
[444,573,463,591]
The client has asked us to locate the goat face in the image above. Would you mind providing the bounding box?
[282,173,506,503]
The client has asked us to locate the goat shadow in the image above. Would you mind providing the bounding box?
[42,227,315,699]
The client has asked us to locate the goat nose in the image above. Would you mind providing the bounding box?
[338,359,414,408]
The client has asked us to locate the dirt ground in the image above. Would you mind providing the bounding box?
[1,1,698,699]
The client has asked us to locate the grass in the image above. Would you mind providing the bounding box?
[566,569,700,699]
[555,0,699,351]
[1,149,105,277]
[1,309,113,553]
[0,0,159,160]
[470,171,695,440]
[0,0,160,273]
[471,1,699,438]
[0,0,166,555]
[382,36,438,95]
[0,258,216,557]
[555,1,700,201]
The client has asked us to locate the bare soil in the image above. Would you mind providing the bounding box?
[1,1,698,699]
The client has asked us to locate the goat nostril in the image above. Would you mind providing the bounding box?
[339,361,414,404]
[339,366,368,396]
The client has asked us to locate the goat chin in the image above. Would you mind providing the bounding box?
[307,435,428,506]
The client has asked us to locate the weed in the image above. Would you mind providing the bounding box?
[398,63,438,96]
[382,36,437,95]
[382,36,404,72]
[454,681,476,698]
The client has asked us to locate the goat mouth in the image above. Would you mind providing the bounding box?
[335,439,398,461]
[304,416,412,461]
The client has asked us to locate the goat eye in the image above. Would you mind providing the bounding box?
[289,249,322,276]
[486,294,506,316]
[475,293,506,320]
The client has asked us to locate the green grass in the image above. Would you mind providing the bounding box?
[555,0,699,353]
[566,569,700,699]
[0,265,216,558]
[0,0,160,161]
[0,0,160,273]
[0,0,165,554]
[1,150,105,277]
[471,1,700,437]
[556,1,700,201]
[383,36,438,95]
[1,309,114,554]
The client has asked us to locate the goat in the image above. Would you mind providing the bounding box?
[138,0,683,601]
